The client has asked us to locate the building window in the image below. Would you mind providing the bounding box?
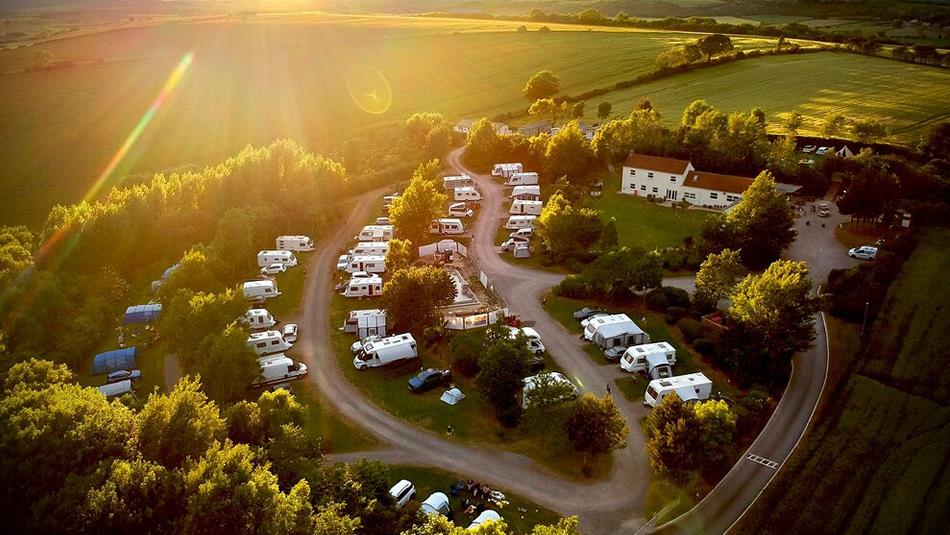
[726,194,739,202]
[629,169,636,176]
[652,187,658,193]
[670,177,676,182]
[647,172,654,178]
[683,192,695,200]
[710,193,718,199]
[640,185,647,191]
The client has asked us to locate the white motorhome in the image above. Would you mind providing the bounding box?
[644,373,712,407]
[245,308,276,330]
[343,275,383,298]
[583,313,649,349]
[508,326,545,355]
[505,172,539,186]
[357,225,394,242]
[342,309,387,338]
[429,218,465,235]
[256,250,298,268]
[346,255,386,274]
[447,202,474,218]
[522,372,578,409]
[509,199,543,216]
[504,215,536,230]
[620,342,676,379]
[510,185,541,201]
[352,241,390,257]
[352,333,418,370]
[492,162,523,178]
[275,235,314,252]
[454,186,482,202]
[252,354,308,388]
[246,330,292,356]
[443,174,474,190]
[243,280,281,301]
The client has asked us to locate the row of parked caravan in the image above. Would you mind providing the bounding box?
[573,309,712,407]
[492,163,542,258]
[240,235,315,389]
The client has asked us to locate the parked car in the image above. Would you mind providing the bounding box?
[389,480,416,510]
[816,146,832,155]
[849,245,879,260]
[799,158,816,166]
[376,216,391,225]
[408,368,452,393]
[603,346,627,362]
[817,202,830,217]
[351,270,372,278]
[573,307,606,321]
[802,145,817,153]
[261,263,288,275]
[509,227,533,240]
[500,237,528,252]
[106,369,142,384]
[282,323,298,343]
[524,354,545,372]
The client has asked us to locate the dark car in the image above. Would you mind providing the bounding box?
[524,355,546,372]
[408,368,452,393]
[573,307,606,321]
[603,346,627,362]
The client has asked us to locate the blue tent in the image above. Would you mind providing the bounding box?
[123,303,162,325]
[91,347,137,375]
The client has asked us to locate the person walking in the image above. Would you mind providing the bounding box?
[605,383,612,396]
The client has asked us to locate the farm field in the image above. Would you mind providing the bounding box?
[0,13,786,226]
[737,228,950,534]
[584,51,950,145]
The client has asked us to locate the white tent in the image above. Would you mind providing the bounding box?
[836,145,854,158]
[440,388,465,405]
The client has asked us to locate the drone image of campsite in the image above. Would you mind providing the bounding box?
[1,0,948,533]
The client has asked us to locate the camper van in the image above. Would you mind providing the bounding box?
[357,225,394,242]
[246,330,292,356]
[383,194,400,206]
[508,326,545,355]
[342,309,387,338]
[645,373,712,407]
[252,354,308,388]
[453,186,482,203]
[522,372,578,409]
[583,313,649,348]
[492,162,523,178]
[346,255,386,274]
[447,202,474,218]
[442,174,474,190]
[505,172,539,186]
[510,185,541,201]
[343,275,383,298]
[509,228,533,240]
[256,250,297,268]
[352,333,418,370]
[245,308,276,330]
[509,199,543,216]
[504,215,537,230]
[243,280,281,301]
[275,235,314,252]
[429,218,465,235]
[620,342,676,379]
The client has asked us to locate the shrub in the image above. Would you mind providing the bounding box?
[422,326,446,347]
[664,314,677,325]
[565,257,585,273]
[450,331,483,377]
[693,338,716,355]
[666,306,687,319]
[645,288,669,311]
[663,286,691,309]
[556,275,592,298]
[677,318,704,342]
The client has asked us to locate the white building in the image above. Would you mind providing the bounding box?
[621,153,753,210]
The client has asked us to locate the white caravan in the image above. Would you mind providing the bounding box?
[246,330,292,356]
[245,308,276,330]
[346,255,386,274]
[342,309,387,338]
[256,250,298,268]
[447,202,474,218]
[620,342,676,379]
[352,333,418,370]
[492,162,523,178]
[522,372,578,409]
[352,242,390,257]
[357,225,394,242]
[343,275,383,298]
[510,185,541,201]
[243,280,281,301]
[443,174,474,190]
[509,199,543,216]
[505,172,539,186]
[252,354,308,388]
[504,215,536,230]
[454,186,483,202]
[583,313,649,349]
[644,372,712,407]
[275,235,314,252]
[429,218,465,235]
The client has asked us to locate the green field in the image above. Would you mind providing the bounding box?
[738,228,950,533]
[584,52,950,145]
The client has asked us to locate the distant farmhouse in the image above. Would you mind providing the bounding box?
[621,153,798,210]
[454,119,510,135]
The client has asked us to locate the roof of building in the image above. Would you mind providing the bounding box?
[685,170,754,194]
[624,153,692,175]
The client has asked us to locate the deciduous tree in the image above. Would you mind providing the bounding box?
[543,122,595,184]
[534,191,602,261]
[381,266,455,333]
[697,33,734,61]
[597,101,612,120]
[389,162,448,249]
[564,393,628,455]
[137,377,226,468]
[694,248,745,311]
[782,112,804,136]
[522,70,561,102]
[385,238,414,273]
[476,334,528,427]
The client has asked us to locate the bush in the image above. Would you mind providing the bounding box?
[693,338,716,355]
[666,306,687,320]
[664,314,677,325]
[422,326,446,347]
[450,331,483,377]
[565,257,585,273]
[663,286,691,309]
[556,275,592,298]
[677,318,704,342]
[645,288,669,311]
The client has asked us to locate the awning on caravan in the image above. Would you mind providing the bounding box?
[91,347,137,375]
[674,385,700,402]
[123,304,162,325]
[645,353,668,372]
[595,319,644,341]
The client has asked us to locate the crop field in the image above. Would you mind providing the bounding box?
[0,13,785,226]
[584,51,950,145]
[738,229,950,534]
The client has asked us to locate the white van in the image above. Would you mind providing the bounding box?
[352,242,390,257]
[510,185,541,201]
[509,199,543,216]
[357,225,394,242]
[443,174,474,190]
[256,250,297,268]
[447,202,474,218]
[429,218,465,235]
[243,280,281,301]
[352,333,418,370]
[246,330,292,356]
[508,327,545,355]
[509,228,533,240]
[492,162,523,178]
[252,354,308,388]
[346,255,386,274]
[383,194,401,206]
[644,373,712,407]
[454,186,482,203]
[275,235,314,252]
[620,342,676,378]
[245,308,276,330]
[505,172,539,186]
[504,215,536,230]
[343,275,383,298]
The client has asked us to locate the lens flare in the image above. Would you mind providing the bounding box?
[345,66,392,115]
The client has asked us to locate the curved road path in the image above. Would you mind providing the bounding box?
[297,147,839,534]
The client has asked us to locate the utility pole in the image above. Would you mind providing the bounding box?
[860,301,870,337]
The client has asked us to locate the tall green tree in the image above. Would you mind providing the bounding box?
[137,377,226,468]
[694,248,745,311]
[782,112,804,136]
[476,334,528,427]
[534,191,602,261]
[697,33,734,61]
[597,101,612,120]
[3,357,73,391]
[851,119,889,143]
[464,118,503,170]
[384,238,414,274]
[693,399,737,464]
[0,225,32,286]
[644,393,702,481]
[564,393,628,456]
[543,122,595,185]
[591,107,675,164]
[381,266,455,333]
[196,324,260,404]
[822,113,848,138]
[80,457,185,535]
[389,162,448,249]
[522,70,561,102]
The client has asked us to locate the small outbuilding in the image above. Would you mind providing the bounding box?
[123,303,162,325]
[92,347,138,375]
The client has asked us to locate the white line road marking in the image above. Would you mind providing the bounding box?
[746,454,780,469]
